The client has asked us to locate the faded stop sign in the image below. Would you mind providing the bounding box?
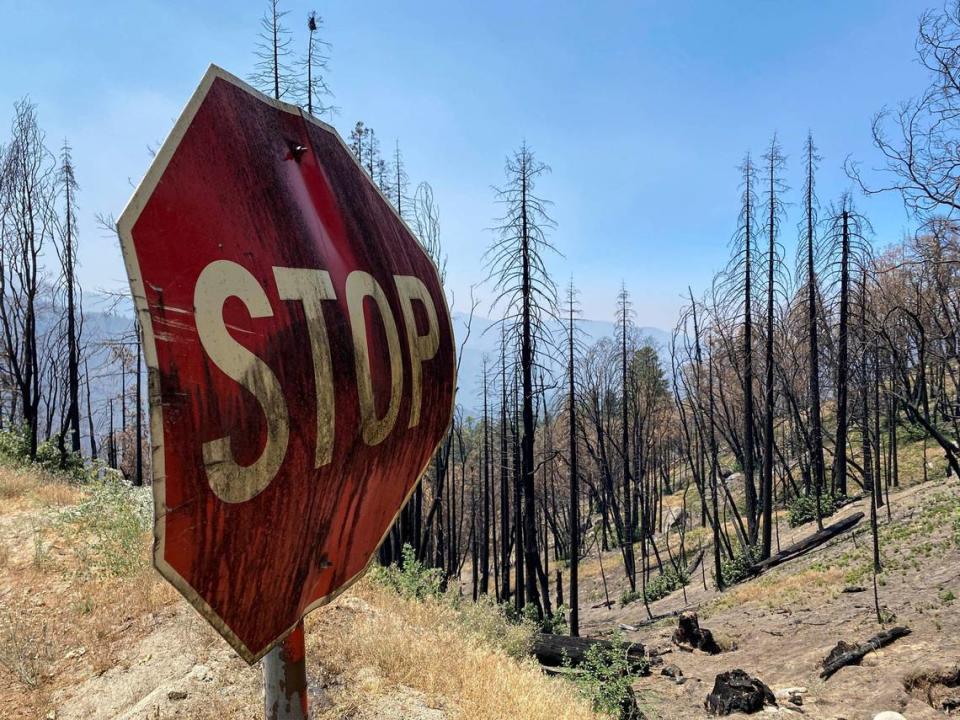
[117,66,455,663]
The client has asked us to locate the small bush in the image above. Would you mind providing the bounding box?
[371,543,444,600]
[953,512,960,549]
[0,426,88,482]
[571,632,646,718]
[57,477,152,577]
[620,567,688,607]
[720,545,757,587]
[901,420,930,442]
[0,609,54,687]
[455,593,537,659]
[788,492,843,527]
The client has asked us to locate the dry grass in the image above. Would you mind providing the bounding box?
[309,582,598,720]
[0,462,603,719]
[707,565,847,614]
[0,465,83,513]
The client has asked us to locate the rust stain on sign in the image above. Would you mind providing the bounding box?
[117,66,455,663]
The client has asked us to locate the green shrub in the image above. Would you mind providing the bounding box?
[371,544,444,600]
[56,476,152,577]
[0,426,88,482]
[571,632,646,718]
[788,492,843,527]
[0,426,32,464]
[620,567,688,607]
[901,420,930,442]
[720,545,757,587]
[645,567,688,602]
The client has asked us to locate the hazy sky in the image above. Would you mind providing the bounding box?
[0,1,931,327]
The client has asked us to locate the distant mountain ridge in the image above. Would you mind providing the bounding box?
[81,299,669,424]
[450,311,671,417]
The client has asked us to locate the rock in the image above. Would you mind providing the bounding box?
[842,585,866,593]
[189,664,214,682]
[705,669,776,716]
[774,687,806,706]
[673,611,722,655]
[872,713,906,720]
[167,690,188,701]
[943,696,960,711]
[661,664,684,683]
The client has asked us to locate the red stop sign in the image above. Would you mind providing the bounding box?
[117,66,455,663]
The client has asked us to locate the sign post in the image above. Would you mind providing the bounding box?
[263,621,308,719]
[117,65,456,717]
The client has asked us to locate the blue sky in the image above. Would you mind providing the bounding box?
[0,0,930,327]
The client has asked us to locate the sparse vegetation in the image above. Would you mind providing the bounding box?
[788,492,844,527]
[0,609,53,688]
[570,632,645,719]
[621,566,688,606]
[55,476,151,577]
[720,545,758,587]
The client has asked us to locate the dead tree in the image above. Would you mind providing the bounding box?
[56,140,82,457]
[760,135,787,560]
[302,10,335,117]
[251,0,293,101]
[485,142,559,618]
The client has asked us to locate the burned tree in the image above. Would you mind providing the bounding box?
[484,142,558,618]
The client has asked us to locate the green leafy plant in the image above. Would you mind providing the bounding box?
[0,426,89,482]
[371,544,444,600]
[788,492,843,527]
[57,477,152,577]
[620,567,688,606]
[720,545,758,586]
[571,632,645,718]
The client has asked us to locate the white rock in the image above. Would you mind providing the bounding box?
[873,713,906,720]
[189,664,214,682]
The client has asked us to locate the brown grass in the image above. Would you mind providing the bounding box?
[707,566,847,614]
[1,463,602,719]
[309,582,598,720]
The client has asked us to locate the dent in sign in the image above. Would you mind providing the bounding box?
[193,260,440,504]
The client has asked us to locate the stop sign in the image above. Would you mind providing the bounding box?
[117,65,456,663]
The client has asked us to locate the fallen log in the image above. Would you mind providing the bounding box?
[533,633,646,671]
[686,548,705,577]
[819,626,912,680]
[749,512,864,578]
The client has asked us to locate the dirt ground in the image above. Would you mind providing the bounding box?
[578,476,960,720]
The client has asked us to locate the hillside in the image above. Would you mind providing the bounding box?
[3,435,958,719]
[568,442,960,719]
[0,464,598,720]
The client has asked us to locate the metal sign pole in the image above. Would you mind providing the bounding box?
[263,620,308,719]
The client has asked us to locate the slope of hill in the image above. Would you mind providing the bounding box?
[0,463,599,720]
[572,446,960,719]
